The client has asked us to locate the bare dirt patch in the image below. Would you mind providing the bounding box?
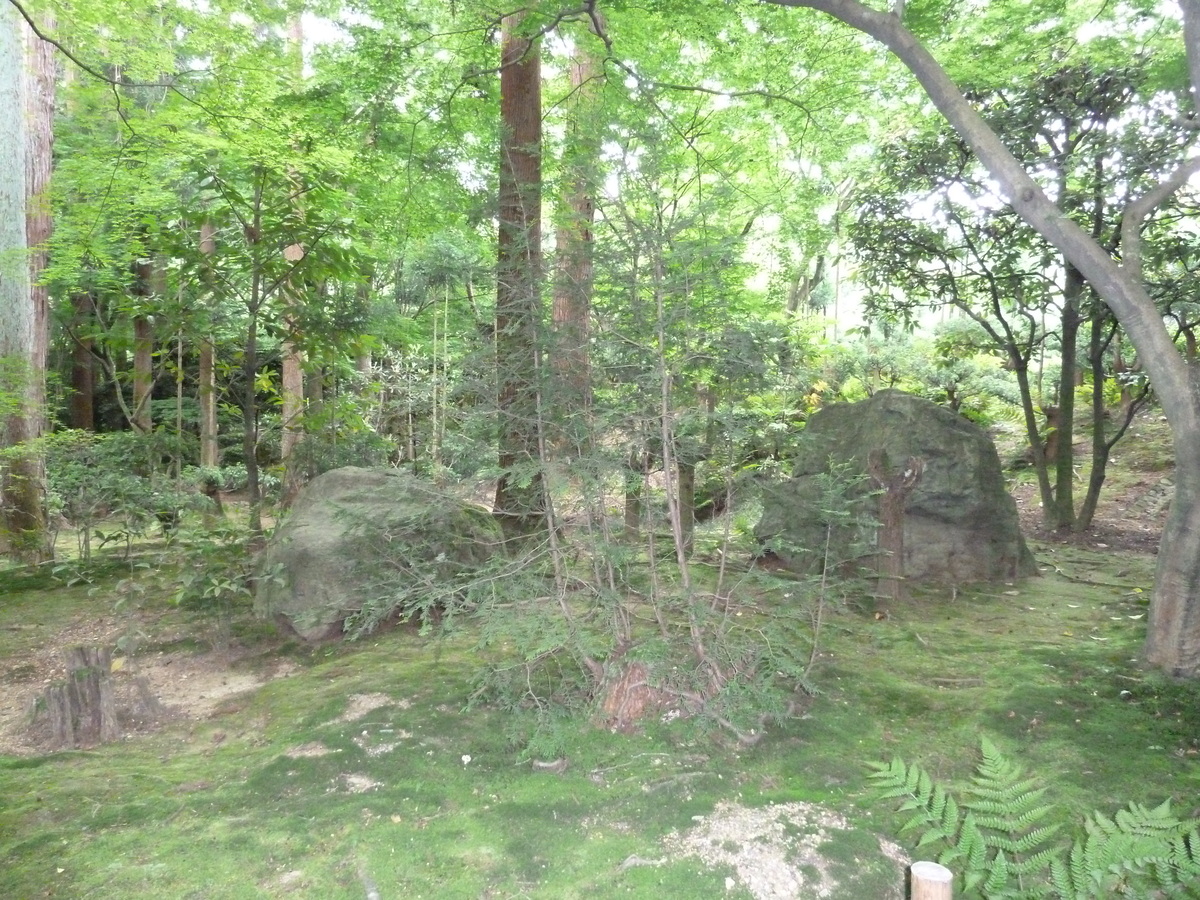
[327,692,406,725]
[1012,470,1169,555]
[0,612,296,756]
[663,801,909,900]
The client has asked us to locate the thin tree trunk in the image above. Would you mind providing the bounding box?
[279,18,308,507]
[624,451,644,539]
[1050,264,1084,529]
[1013,361,1055,516]
[868,450,924,604]
[677,459,696,556]
[68,294,96,431]
[198,221,219,468]
[1078,309,1146,529]
[242,175,266,538]
[198,339,218,467]
[280,321,305,505]
[132,313,154,433]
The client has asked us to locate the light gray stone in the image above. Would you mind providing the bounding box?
[255,467,503,641]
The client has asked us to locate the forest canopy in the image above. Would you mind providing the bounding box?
[3,0,1200,687]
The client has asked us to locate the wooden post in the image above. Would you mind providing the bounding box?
[911,860,952,899]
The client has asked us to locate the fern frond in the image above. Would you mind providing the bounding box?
[871,741,1200,899]
[982,848,1012,893]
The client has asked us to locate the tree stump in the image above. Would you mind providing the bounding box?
[911,860,953,899]
[42,646,120,749]
[598,662,666,732]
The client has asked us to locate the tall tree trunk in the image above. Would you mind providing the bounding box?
[1077,310,1112,531]
[132,312,154,434]
[493,12,548,540]
[130,246,164,435]
[552,20,603,432]
[68,293,96,431]
[198,339,218,467]
[241,176,266,538]
[1012,359,1054,514]
[0,5,53,563]
[280,18,308,507]
[770,0,1200,674]
[279,310,305,506]
[1078,308,1145,529]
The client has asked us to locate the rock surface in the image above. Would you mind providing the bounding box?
[756,390,1035,584]
[255,467,503,641]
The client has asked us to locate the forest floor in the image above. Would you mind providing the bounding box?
[1,412,1197,899]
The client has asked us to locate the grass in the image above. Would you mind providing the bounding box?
[2,519,1199,897]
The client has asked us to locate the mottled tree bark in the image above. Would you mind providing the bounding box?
[493,12,548,540]
[0,6,54,562]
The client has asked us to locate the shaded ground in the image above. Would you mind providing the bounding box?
[0,413,1185,898]
[1011,439,1172,555]
[0,610,296,755]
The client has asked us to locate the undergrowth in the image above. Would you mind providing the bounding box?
[871,737,1200,898]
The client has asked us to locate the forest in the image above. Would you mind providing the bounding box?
[2,0,1200,897]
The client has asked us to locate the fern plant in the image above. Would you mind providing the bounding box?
[870,738,1200,899]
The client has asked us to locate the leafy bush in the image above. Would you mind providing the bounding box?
[168,519,261,647]
[456,462,873,755]
[871,738,1200,898]
[44,430,211,561]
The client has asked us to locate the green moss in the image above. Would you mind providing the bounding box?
[1,526,1197,898]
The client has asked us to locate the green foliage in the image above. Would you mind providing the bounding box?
[167,519,261,647]
[871,738,1200,899]
[457,460,873,754]
[43,430,207,562]
[339,499,505,639]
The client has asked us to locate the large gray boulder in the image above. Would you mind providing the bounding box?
[255,467,503,641]
[756,390,1035,584]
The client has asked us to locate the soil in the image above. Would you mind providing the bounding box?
[0,610,297,756]
[1010,466,1171,555]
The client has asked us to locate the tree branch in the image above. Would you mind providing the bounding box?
[1120,155,1200,285]
[764,0,1194,429]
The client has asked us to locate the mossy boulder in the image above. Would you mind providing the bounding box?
[756,390,1035,584]
[255,467,503,641]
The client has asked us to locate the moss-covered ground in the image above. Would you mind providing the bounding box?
[2,533,1197,898]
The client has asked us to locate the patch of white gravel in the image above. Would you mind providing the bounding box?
[328,693,405,725]
[664,801,908,900]
[331,773,382,794]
